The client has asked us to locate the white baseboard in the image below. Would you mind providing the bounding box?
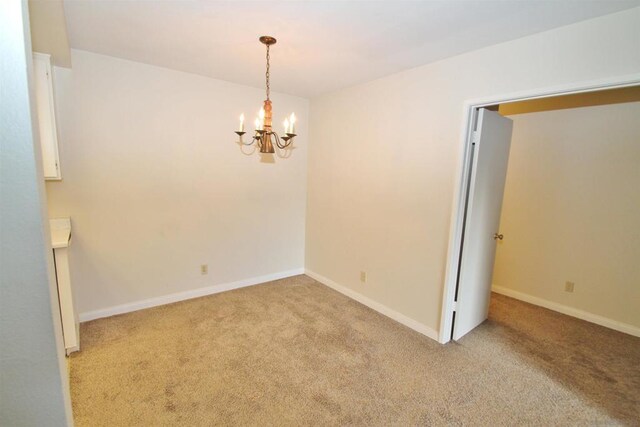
[492,285,640,338]
[79,268,305,322]
[305,269,439,342]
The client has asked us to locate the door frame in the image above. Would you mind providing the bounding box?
[438,73,640,344]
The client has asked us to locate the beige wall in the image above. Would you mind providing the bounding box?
[493,102,640,329]
[28,0,71,67]
[46,50,309,317]
[1,1,71,424]
[306,8,640,338]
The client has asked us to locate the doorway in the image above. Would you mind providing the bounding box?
[439,78,640,344]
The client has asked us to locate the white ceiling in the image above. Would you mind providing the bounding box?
[63,0,640,98]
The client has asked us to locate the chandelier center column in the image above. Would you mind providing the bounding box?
[261,99,275,153]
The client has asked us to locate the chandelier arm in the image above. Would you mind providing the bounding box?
[273,131,293,149]
[276,131,293,149]
[272,131,286,149]
[239,137,257,146]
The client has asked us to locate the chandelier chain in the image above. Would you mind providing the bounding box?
[265,44,270,100]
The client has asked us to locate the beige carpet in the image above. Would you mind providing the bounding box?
[70,275,640,426]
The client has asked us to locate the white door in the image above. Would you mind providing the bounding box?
[453,108,513,340]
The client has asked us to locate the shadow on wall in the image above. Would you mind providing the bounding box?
[233,137,297,163]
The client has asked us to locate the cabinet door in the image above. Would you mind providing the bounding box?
[53,247,79,354]
[33,53,61,180]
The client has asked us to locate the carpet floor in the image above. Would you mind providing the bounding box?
[70,275,640,426]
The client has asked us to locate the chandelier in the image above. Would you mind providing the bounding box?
[235,36,297,154]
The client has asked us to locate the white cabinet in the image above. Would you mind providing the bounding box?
[50,218,79,354]
[33,52,62,180]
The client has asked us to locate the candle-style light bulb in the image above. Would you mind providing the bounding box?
[239,113,245,132]
[289,113,296,134]
[283,118,290,134]
[259,108,265,130]
[254,118,260,130]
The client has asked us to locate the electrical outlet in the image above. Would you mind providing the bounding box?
[201,264,208,275]
[360,271,367,283]
[565,281,574,293]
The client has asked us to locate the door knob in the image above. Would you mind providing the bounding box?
[494,233,504,240]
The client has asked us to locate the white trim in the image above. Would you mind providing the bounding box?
[65,345,79,356]
[465,73,640,110]
[306,269,439,342]
[439,73,640,344]
[492,285,640,338]
[79,268,305,322]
